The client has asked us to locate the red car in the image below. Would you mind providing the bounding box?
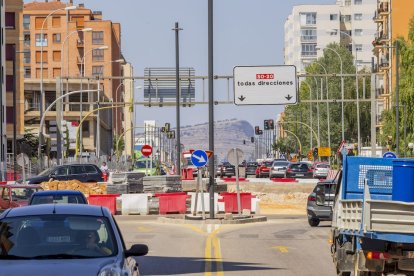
[255,161,273,178]
[0,184,43,210]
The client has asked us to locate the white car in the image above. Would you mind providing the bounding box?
[313,162,330,178]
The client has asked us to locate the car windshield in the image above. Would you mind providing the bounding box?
[12,188,42,201]
[290,163,309,170]
[247,162,258,167]
[273,162,289,167]
[263,161,273,167]
[316,164,330,169]
[0,214,117,259]
[38,168,54,176]
[30,195,86,205]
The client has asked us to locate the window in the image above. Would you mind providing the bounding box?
[341,30,352,38]
[35,51,48,63]
[300,28,317,42]
[23,15,30,30]
[300,13,316,25]
[92,49,104,61]
[6,44,14,61]
[6,75,13,92]
[354,13,363,20]
[355,29,363,36]
[23,52,30,64]
[5,12,15,28]
[24,33,31,47]
[6,107,13,124]
[92,66,103,76]
[53,68,61,77]
[329,30,338,36]
[355,44,363,51]
[52,33,61,43]
[71,16,85,29]
[301,43,317,56]
[35,34,48,47]
[330,14,338,21]
[340,15,352,22]
[84,166,98,173]
[24,67,31,78]
[53,51,61,62]
[92,31,104,45]
[35,17,46,30]
[345,0,351,5]
[52,17,61,28]
[71,166,84,175]
[54,166,69,176]
[35,68,48,78]
[354,0,362,4]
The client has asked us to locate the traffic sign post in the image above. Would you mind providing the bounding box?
[227,148,244,216]
[191,149,210,219]
[233,65,297,106]
[191,150,208,168]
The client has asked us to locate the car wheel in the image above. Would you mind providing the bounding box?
[308,218,320,227]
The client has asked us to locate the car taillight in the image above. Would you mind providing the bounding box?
[308,169,313,172]
[308,195,316,202]
[287,169,293,172]
[366,251,390,260]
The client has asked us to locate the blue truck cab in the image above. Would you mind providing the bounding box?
[329,156,414,275]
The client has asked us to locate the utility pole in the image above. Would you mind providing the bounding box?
[395,40,400,155]
[208,0,215,218]
[173,22,182,177]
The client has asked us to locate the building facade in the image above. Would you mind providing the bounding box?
[23,0,124,158]
[0,0,6,178]
[284,0,377,72]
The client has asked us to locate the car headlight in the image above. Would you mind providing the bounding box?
[98,264,122,276]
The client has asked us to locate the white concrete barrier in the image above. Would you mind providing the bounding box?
[189,192,219,214]
[120,194,150,215]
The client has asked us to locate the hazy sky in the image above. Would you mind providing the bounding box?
[27,0,334,128]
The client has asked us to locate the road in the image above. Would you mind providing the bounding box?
[117,215,336,276]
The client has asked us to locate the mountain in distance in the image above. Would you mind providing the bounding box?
[180,119,255,162]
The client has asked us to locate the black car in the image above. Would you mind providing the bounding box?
[307,179,337,226]
[285,162,313,178]
[27,164,104,184]
[29,190,88,205]
[218,162,236,177]
[245,162,258,177]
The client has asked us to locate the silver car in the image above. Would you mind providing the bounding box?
[269,161,290,178]
[0,204,148,276]
[313,162,330,178]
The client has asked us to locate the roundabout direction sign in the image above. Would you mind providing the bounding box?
[191,150,208,168]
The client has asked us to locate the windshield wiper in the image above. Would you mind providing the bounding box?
[0,255,31,260]
[32,254,95,259]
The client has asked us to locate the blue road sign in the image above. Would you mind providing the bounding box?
[191,150,208,167]
[383,151,397,158]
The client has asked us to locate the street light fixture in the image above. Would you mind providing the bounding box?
[409,142,414,158]
[61,27,92,77]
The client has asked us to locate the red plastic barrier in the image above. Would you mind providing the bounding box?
[181,168,194,180]
[154,192,186,197]
[155,193,188,214]
[6,171,21,181]
[219,192,253,213]
[271,178,298,182]
[88,194,120,215]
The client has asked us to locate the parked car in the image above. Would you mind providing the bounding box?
[312,162,330,179]
[0,184,43,210]
[285,162,313,178]
[269,160,290,178]
[26,164,104,184]
[307,179,337,226]
[245,162,258,177]
[218,162,235,177]
[0,204,148,275]
[256,160,273,178]
[29,190,88,205]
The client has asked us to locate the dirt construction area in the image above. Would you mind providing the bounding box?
[225,181,317,215]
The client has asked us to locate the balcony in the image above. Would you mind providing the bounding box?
[373,11,384,23]
[379,58,390,70]
[376,87,385,96]
[378,2,389,15]
[77,39,84,47]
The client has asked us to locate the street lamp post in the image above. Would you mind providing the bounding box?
[314,62,331,156]
[322,47,344,142]
[301,81,313,148]
[114,82,124,135]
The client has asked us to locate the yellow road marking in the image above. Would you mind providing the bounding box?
[272,246,289,253]
[182,224,208,236]
[137,226,152,232]
[212,234,223,276]
[205,235,213,276]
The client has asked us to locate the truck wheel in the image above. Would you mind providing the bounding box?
[308,218,320,227]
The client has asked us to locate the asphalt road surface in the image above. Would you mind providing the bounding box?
[117,215,336,276]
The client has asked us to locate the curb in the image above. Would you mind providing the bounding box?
[157,215,267,224]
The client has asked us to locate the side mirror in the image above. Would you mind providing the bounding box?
[125,244,148,257]
[315,185,326,206]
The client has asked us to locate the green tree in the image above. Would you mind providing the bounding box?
[381,17,414,156]
[113,134,125,157]
[283,43,371,154]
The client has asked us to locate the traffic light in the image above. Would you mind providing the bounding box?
[251,137,255,143]
[255,126,260,135]
[168,130,175,139]
[161,127,166,133]
[258,130,263,135]
[268,119,274,130]
[165,123,170,132]
[264,120,269,130]
[243,140,246,145]
[40,144,47,153]
[313,147,318,157]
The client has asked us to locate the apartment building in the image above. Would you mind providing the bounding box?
[284,0,377,72]
[4,0,24,156]
[373,0,414,121]
[0,0,6,176]
[23,0,124,157]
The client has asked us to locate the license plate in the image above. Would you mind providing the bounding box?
[296,174,304,177]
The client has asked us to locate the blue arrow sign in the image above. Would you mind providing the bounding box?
[191,150,208,167]
[383,151,397,158]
